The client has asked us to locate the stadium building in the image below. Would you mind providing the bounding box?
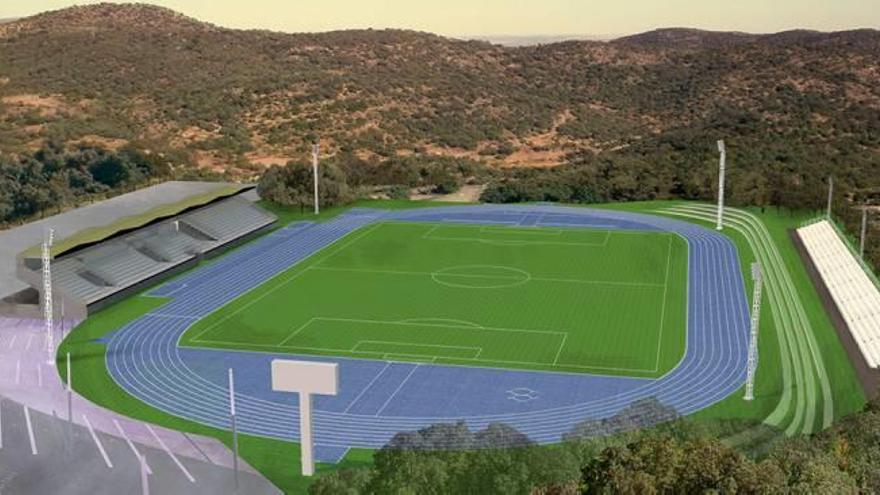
[0,181,276,321]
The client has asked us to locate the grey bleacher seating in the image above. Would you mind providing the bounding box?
[181,198,275,243]
[52,259,108,302]
[45,196,276,307]
[83,244,168,287]
[134,231,202,263]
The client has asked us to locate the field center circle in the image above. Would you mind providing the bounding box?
[431,264,532,289]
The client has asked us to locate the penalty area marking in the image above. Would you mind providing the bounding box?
[352,340,483,359]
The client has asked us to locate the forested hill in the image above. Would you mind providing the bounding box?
[0,3,877,178]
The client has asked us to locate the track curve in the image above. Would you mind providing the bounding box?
[103,205,750,452]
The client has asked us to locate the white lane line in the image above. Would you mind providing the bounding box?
[25,334,34,350]
[149,313,199,320]
[375,365,420,417]
[83,415,113,468]
[7,335,16,349]
[113,419,152,475]
[23,406,37,455]
[145,424,195,483]
[343,362,392,414]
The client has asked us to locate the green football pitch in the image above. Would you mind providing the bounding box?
[182,221,689,377]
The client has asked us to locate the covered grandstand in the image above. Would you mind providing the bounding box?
[0,181,276,319]
[796,219,880,396]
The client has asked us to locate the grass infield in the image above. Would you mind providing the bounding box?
[182,221,688,377]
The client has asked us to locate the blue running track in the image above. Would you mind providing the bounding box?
[104,205,750,462]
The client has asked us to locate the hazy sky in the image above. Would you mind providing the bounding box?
[3,0,878,37]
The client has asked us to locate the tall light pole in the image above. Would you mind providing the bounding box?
[826,176,834,219]
[229,368,239,491]
[42,229,55,361]
[716,140,726,231]
[861,206,869,260]
[744,263,763,401]
[66,352,73,453]
[312,141,320,215]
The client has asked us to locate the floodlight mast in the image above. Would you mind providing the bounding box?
[716,140,726,231]
[744,263,763,401]
[312,141,320,215]
[826,176,834,219]
[860,206,868,260]
[42,229,55,360]
[228,368,239,491]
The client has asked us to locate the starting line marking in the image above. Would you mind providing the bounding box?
[343,362,392,414]
[375,365,420,416]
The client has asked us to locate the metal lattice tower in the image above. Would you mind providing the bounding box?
[42,229,55,356]
[716,140,726,231]
[312,141,320,215]
[744,262,763,401]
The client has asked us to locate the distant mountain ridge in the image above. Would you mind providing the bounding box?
[0,3,877,177]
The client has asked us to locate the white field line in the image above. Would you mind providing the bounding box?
[198,339,383,358]
[343,362,392,414]
[82,414,113,468]
[352,340,482,359]
[375,365,420,416]
[440,218,519,226]
[552,333,568,365]
[186,222,384,342]
[383,354,438,363]
[288,316,568,337]
[425,233,610,248]
[479,225,564,236]
[113,419,152,475]
[309,265,664,288]
[191,335,659,378]
[23,406,37,455]
[654,236,675,372]
[276,317,319,346]
[196,336,656,374]
[146,424,195,483]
